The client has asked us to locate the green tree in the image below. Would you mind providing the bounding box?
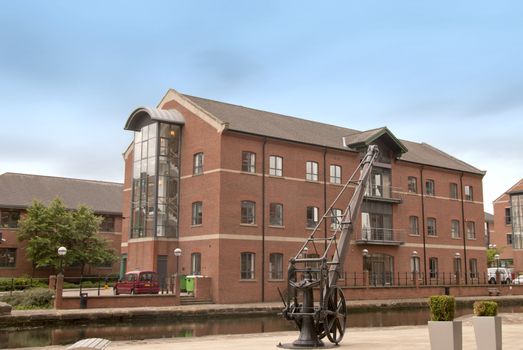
[18,198,117,275]
[486,247,503,267]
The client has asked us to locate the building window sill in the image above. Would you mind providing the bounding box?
[241,171,258,176]
[191,224,203,228]
[268,279,285,282]
[269,225,285,229]
[239,279,257,282]
[427,235,438,238]
[305,179,320,183]
[268,175,284,179]
[409,233,420,237]
[240,223,258,227]
[451,237,462,240]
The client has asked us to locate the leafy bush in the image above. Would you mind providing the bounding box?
[473,301,498,316]
[428,295,455,321]
[0,277,48,291]
[0,288,54,309]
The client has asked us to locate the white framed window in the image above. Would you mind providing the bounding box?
[409,216,419,235]
[306,206,319,228]
[469,258,478,278]
[427,218,437,236]
[449,183,458,199]
[191,252,201,275]
[451,219,460,238]
[429,257,438,279]
[425,179,435,196]
[242,151,256,173]
[241,201,256,225]
[269,156,283,176]
[269,203,283,226]
[408,176,417,193]
[269,253,283,280]
[241,252,255,280]
[464,185,473,201]
[330,165,341,184]
[466,221,476,239]
[192,201,203,225]
[193,152,204,175]
[306,161,318,181]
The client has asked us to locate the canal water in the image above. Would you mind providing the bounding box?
[3,305,523,349]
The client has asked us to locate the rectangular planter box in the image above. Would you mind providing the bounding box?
[473,316,502,350]
[428,320,462,350]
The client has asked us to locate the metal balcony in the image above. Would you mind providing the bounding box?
[355,228,404,246]
[364,185,402,204]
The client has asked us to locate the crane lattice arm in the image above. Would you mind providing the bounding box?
[280,145,379,348]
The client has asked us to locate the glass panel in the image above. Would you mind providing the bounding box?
[134,141,142,161]
[148,137,156,159]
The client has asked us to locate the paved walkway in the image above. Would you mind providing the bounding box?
[11,312,523,350]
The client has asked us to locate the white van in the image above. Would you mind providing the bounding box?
[487,267,513,284]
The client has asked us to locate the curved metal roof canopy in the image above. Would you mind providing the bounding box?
[124,107,185,131]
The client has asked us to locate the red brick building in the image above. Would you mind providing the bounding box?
[492,179,523,271]
[0,173,123,278]
[121,89,487,303]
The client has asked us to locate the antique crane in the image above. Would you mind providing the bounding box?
[279,145,379,348]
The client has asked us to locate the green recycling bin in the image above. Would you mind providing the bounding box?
[178,275,187,292]
[185,275,195,293]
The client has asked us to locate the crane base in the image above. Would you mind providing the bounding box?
[277,342,337,349]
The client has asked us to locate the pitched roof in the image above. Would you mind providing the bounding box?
[0,173,123,215]
[343,127,408,156]
[181,94,485,175]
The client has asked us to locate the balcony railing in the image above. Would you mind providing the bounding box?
[364,185,402,203]
[355,228,404,245]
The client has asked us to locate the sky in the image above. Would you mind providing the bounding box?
[1,1,522,213]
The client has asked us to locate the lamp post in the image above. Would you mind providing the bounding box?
[495,254,501,284]
[57,246,67,276]
[362,249,369,286]
[174,248,182,294]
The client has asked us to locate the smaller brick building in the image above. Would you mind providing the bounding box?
[492,179,523,272]
[0,172,123,278]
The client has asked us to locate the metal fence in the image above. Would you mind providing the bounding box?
[337,271,505,287]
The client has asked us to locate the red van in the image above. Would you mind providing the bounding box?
[113,270,160,295]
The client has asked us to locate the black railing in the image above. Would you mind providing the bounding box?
[335,271,505,287]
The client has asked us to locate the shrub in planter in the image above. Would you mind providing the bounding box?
[428,295,455,321]
[428,295,461,350]
[472,301,501,350]
[473,301,498,317]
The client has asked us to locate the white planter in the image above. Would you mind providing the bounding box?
[473,316,502,350]
[428,320,462,350]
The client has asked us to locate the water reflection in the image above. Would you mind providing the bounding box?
[2,305,522,349]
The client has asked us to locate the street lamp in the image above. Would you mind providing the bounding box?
[174,247,182,275]
[173,248,182,294]
[57,246,67,276]
[494,254,500,268]
[362,249,369,286]
[303,246,308,258]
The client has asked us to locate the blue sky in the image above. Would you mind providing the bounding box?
[1,1,522,212]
